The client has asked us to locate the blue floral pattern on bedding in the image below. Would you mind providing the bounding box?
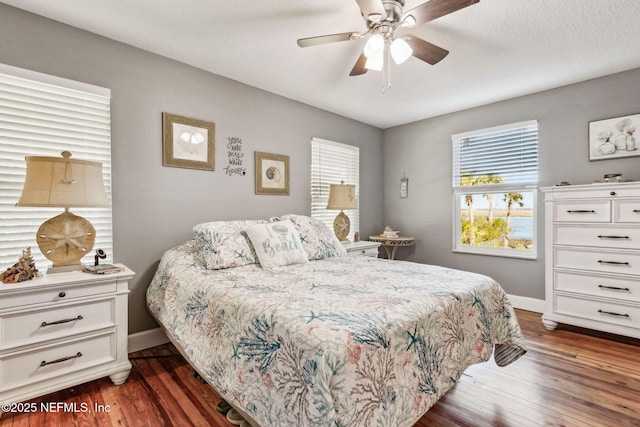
[147,239,526,426]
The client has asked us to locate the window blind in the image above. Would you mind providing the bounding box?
[0,63,113,268]
[452,120,538,187]
[311,138,359,240]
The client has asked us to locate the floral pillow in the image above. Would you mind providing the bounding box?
[244,220,308,269]
[270,214,348,260]
[193,219,267,270]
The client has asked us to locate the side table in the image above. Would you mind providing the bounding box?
[368,236,415,260]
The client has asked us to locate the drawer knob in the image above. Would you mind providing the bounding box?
[634,209,640,213]
[40,352,83,367]
[41,315,83,328]
[597,309,629,318]
[566,210,596,213]
[58,292,66,298]
[597,235,630,239]
[610,191,616,196]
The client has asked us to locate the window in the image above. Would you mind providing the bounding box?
[310,138,359,240]
[0,63,113,268]
[452,120,538,258]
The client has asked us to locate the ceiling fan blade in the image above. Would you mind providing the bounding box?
[408,35,449,65]
[349,53,368,76]
[297,32,356,48]
[403,0,479,26]
[355,0,386,22]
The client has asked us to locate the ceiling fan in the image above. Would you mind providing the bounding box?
[297,0,479,88]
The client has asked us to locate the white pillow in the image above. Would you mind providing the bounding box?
[244,220,308,269]
[270,214,348,260]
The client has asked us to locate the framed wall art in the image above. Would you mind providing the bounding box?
[162,112,215,170]
[255,151,289,195]
[588,113,638,161]
[400,175,408,198]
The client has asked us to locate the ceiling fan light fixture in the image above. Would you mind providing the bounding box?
[390,38,412,64]
[363,33,384,58]
[365,54,384,71]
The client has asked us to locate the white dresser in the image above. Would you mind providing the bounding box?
[541,182,640,338]
[0,265,134,406]
[342,240,381,257]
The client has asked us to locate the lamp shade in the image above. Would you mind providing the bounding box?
[326,183,357,210]
[16,151,109,208]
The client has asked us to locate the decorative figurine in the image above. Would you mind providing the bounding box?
[1,247,39,283]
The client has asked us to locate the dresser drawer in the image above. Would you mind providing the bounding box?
[555,271,640,303]
[0,332,115,390]
[0,298,115,348]
[555,225,640,249]
[554,295,640,330]
[0,281,116,310]
[554,200,611,222]
[555,247,640,276]
[615,200,640,223]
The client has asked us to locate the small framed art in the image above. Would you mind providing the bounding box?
[588,113,638,161]
[255,151,289,195]
[162,113,215,170]
[400,176,408,198]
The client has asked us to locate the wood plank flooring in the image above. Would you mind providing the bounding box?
[2,309,639,427]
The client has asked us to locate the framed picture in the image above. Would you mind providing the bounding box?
[162,112,215,170]
[588,113,639,161]
[400,176,408,198]
[255,151,289,195]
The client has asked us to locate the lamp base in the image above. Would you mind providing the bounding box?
[47,264,83,274]
[37,211,96,272]
[333,210,351,241]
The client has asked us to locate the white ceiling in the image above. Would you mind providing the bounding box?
[4,0,640,128]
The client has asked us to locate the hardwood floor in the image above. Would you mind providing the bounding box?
[2,309,639,427]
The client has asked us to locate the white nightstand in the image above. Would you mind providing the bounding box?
[342,240,381,258]
[0,265,134,406]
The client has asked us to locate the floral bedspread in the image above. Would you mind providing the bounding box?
[147,240,526,427]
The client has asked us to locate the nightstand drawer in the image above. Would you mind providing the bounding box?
[0,281,116,310]
[0,332,115,391]
[348,247,379,257]
[0,299,115,348]
[554,200,611,222]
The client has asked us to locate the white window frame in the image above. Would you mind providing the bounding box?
[452,120,538,259]
[310,138,359,241]
[0,63,113,269]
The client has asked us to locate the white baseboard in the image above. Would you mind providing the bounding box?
[508,294,545,313]
[128,327,170,353]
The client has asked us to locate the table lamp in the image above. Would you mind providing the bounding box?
[16,151,110,273]
[326,181,357,241]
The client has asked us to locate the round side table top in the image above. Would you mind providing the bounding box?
[368,236,415,246]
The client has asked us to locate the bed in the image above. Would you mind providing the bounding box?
[146,215,526,426]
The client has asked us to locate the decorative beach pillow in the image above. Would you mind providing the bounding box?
[270,214,348,260]
[193,219,266,270]
[244,220,308,269]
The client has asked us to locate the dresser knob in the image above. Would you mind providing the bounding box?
[610,191,616,196]
[58,292,66,298]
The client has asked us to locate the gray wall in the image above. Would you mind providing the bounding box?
[383,68,640,299]
[0,4,383,333]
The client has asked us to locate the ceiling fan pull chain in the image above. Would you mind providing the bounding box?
[382,42,391,93]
